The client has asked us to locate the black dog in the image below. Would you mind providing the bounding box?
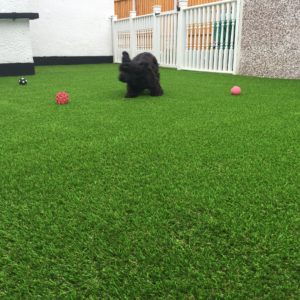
[119,51,163,98]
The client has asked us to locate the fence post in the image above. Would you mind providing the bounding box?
[176,0,188,70]
[111,15,118,63]
[153,5,161,60]
[233,0,243,74]
[174,0,178,11]
[129,10,136,58]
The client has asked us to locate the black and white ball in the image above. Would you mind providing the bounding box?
[19,77,28,86]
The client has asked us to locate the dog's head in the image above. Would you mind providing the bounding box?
[119,51,149,85]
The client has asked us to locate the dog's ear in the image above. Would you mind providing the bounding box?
[122,51,131,63]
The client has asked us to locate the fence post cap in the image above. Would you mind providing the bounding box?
[153,5,161,15]
[178,0,188,9]
[129,10,136,18]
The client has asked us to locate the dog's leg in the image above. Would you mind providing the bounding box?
[148,69,163,97]
[149,87,163,96]
[149,78,164,96]
[125,85,140,98]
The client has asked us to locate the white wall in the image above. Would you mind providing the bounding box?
[0,0,34,64]
[0,0,29,12]
[29,0,114,57]
[0,20,33,64]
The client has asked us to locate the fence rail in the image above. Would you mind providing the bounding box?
[112,0,241,74]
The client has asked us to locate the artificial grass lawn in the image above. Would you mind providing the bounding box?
[0,64,299,299]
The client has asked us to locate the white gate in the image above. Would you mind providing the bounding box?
[158,12,178,67]
[133,14,155,56]
[112,0,241,74]
[114,18,130,63]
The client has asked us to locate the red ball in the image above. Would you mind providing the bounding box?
[231,86,241,95]
[56,92,69,105]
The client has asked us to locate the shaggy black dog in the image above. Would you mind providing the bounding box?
[119,51,163,98]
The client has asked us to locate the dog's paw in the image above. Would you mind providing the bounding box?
[150,89,164,97]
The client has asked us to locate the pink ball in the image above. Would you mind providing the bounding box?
[231,86,241,95]
[56,92,69,105]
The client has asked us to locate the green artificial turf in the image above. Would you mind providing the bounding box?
[0,64,299,299]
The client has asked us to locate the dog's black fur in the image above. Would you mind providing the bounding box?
[119,51,163,98]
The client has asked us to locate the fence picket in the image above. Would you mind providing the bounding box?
[200,7,205,69]
[194,9,198,69]
[218,4,225,71]
[213,5,220,70]
[173,13,178,66]
[223,3,231,71]
[209,5,215,69]
[205,6,210,69]
[189,9,193,69]
[228,1,235,71]
[196,7,201,69]
[185,9,190,68]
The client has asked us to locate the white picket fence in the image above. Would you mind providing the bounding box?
[112,0,241,74]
